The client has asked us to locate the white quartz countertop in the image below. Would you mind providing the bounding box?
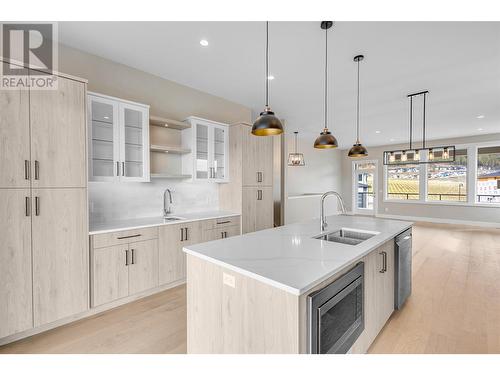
[89,210,240,235]
[183,215,412,296]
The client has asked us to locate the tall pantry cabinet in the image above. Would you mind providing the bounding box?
[0,63,88,339]
[219,123,275,234]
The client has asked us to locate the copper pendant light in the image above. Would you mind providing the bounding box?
[314,21,338,149]
[252,21,283,136]
[348,55,368,158]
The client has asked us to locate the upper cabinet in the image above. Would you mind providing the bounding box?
[185,117,229,183]
[88,93,150,182]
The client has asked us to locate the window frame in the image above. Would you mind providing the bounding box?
[383,141,500,208]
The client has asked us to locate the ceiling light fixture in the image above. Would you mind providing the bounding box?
[383,91,456,165]
[314,21,338,149]
[478,128,484,131]
[348,54,368,158]
[476,115,485,119]
[375,130,381,134]
[287,131,305,166]
[267,75,275,80]
[199,39,209,47]
[251,21,283,136]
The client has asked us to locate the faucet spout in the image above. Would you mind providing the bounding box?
[320,191,346,232]
[163,188,173,217]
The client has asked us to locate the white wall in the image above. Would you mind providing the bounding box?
[284,132,343,224]
[58,44,252,223]
[340,133,500,225]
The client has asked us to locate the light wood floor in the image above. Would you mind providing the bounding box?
[1,222,499,354]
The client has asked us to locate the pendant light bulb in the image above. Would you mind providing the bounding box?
[348,54,368,158]
[429,148,434,160]
[314,21,338,149]
[389,152,395,163]
[443,147,449,159]
[252,21,283,136]
[401,150,407,162]
[414,150,420,161]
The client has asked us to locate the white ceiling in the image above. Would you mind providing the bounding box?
[59,21,500,148]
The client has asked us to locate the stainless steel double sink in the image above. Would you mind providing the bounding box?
[313,228,379,246]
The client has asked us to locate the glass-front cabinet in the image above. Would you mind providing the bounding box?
[186,117,229,183]
[88,93,150,182]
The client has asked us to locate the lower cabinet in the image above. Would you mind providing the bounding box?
[350,240,395,353]
[203,225,241,241]
[91,238,159,307]
[242,186,273,234]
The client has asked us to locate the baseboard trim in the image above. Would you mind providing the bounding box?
[0,279,186,347]
[376,213,500,229]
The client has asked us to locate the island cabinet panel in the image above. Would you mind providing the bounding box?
[187,254,300,354]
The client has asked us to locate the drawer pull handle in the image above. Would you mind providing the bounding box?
[125,249,130,266]
[34,160,40,180]
[25,196,31,216]
[379,251,387,273]
[184,227,189,241]
[131,249,135,265]
[117,234,141,240]
[24,160,30,180]
[180,228,184,242]
[35,196,40,216]
[217,220,231,225]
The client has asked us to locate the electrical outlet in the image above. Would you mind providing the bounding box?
[223,272,235,288]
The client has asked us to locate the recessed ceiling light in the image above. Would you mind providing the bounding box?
[476,115,485,119]
[478,128,484,131]
[199,39,209,47]
[267,75,275,80]
[390,138,395,142]
[103,116,109,120]
[375,130,381,134]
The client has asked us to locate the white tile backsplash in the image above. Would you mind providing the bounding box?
[89,179,219,223]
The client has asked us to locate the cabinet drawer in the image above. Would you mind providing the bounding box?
[204,215,241,230]
[92,226,158,249]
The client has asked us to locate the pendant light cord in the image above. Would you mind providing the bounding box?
[265,21,269,108]
[409,96,413,149]
[422,92,426,149]
[294,132,298,152]
[356,58,360,143]
[324,26,328,129]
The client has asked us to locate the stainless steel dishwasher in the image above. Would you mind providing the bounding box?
[394,228,412,309]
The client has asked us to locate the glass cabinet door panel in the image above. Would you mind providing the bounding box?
[122,107,144,178]
[90,99,116,179]
[213,127,226,180]
[196,123,209,179]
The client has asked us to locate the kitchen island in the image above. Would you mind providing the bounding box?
[184,215,412,354]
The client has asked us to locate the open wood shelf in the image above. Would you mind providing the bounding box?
[150,144,191,154]
[149,115,190,130]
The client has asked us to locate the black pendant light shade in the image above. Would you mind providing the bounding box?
[348,54,368,158]
[252,21,283,136]
[314,21,338,149]
[314,128,338,148]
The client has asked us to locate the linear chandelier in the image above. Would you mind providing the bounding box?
[383,90,456,165]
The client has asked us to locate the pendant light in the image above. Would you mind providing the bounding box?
[252,21,283,136]
[314,21,338,149]
[288,131,305,166]
[348,55,368,158]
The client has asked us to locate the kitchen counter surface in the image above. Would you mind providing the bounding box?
[89,210,240,235]
[184,215,412,295]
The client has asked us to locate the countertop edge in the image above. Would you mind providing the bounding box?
[89,212,241,235]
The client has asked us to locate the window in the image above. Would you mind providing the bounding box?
[386,164,420,200]
[427,149,467,202]
[477,146,500,204]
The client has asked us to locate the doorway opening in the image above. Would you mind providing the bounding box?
[352,160,377,216]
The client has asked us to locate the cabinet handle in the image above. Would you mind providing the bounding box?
[24,160,30,180]
[379,251,387,273]
[125,249,130,266]
[35,196,40,216]
[116,234,141,240]
[131,249,135,265]
[224,231,228,238]
[122,162,125,176]
[257,171,263,183]
[217,220,231,225]
[25,196,31,216]
[257,189,262,200]
[221,231,224,239]
[185,227,189,241]
[116,161,120,177]
[180,227,184,242]
[34,160,39,180]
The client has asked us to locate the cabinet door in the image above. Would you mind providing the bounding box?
[30,75,86,188]
[379,241,395,325]
[0,189,33,338]
[223,225,241,238]
[242,125,260,186]
[119,103,149,182]
[128,239,159,295]
[256,186,274,231]
[257,135,274,186]
[92,245,129,307]
[88,94,120,182]
[212,125,228,182]
[242,187,258,234]
[0,78,30,188]
[32,188,89,326]
[159,223,185,285]
[194,121,210,180]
